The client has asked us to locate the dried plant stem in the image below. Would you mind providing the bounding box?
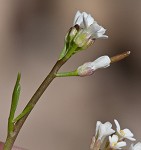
[3,56,69,150]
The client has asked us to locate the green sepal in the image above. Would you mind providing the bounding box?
[59,32,72,60]
[59,42,68,60]
[59,26,79,60]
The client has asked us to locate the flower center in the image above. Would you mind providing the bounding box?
[120,130,125,136]
[112,142,117,147]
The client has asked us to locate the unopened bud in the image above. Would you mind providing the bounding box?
[69,26,79,42]
[92,56,111,70]
[77,62,95,76]
[65,25,79,43]
[77,56,111,76]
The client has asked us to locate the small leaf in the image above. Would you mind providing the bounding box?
[11,73,21,117]
[8,73,21,132]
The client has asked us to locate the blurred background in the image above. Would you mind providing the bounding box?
[0,0,141,149]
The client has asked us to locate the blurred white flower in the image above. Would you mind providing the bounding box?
[109,135,126,149]
[114,120,136,141]
[77,56,111,76]
[73,11,108,48]
[129,142,141,150]
[95,121,115,141]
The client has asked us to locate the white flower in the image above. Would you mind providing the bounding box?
[129,142,141,150]
[73,11,108,41]
[109,135,126,149]
[77,56,111,76]
[95,121,115,141]
[60,11,108,59]
[114,120,136,141]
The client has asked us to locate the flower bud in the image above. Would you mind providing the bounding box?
[65,25,79,43]
[77,56,111,76]
[91,56,111,70]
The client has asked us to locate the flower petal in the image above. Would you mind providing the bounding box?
[73,11,81,25]
[104,122,112,128]
[82,12,88,18]
[82,13,89,28]
[75,15,83,26]
[90,22,101,33]
[129,143,141,150]
[134,142,141,150]
[96,33,108,39]
[123,128,134,137]
[111,135,118,143]
[98,35,108,39]
[95,121,101,135]
[109,136,112,143]
[126,137,136,141]
[114,120,121,132]
[86,14,94,26]
[97,27,106,33]
[116,141,127,148]
[91,56,111,70]
[87,23,108,39]
[105,123,115,135]
[129,144,134,150]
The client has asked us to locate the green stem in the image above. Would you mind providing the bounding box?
[59,43,67,60]
[3,52,74,150]
[3,134,14,150]
[13,105,33,123]
[56,70,78,77]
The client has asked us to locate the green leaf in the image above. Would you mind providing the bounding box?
[8,73,21,132]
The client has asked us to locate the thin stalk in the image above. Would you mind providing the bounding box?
[56,70,78,77]
[13,105,33,123]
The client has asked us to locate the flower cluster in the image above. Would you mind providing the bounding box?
[59,11,108,60]
[90,120,141,150]
[73,11,108,48]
